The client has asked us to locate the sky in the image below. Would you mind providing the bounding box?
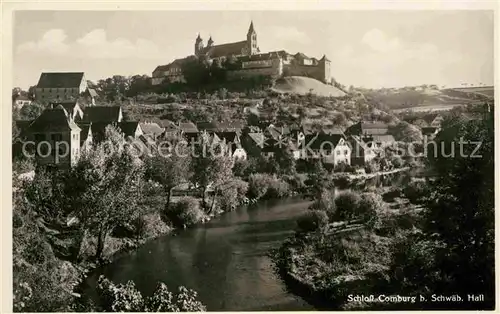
[13,10,494,90]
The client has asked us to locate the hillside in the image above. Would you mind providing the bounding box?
[362,86,491,110]
[272,76,346,98]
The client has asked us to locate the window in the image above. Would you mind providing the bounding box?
[344,150,348,155]
[336,150,340,155]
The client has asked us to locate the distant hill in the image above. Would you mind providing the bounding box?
[272,76,346,98]
[446,86,494,99]
[361,86,492,110]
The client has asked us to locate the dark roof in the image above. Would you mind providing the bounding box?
[347,121,389,136]
[51,100,83,118]
[216,131,240,143]
[237,50,288,62]
[29,107,80,132]
[158,119,178,130]
[153,58,188,74]
[16,120,33,131]
[202,40,247,58]
[83,106,122,123]
[363,134,395,143]
[118,121,141,137]
[139,122,164,136]
[36,72,85,88]
[77,122,92,142]
[90,122,116,142]
[247,132,264,148]
[304,133,344,150]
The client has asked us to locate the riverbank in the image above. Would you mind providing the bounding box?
[271,190,424,310]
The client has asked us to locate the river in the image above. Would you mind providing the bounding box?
[81,171,415,311]
[81,198,315,311]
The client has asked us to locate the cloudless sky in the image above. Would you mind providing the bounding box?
[13,10,494,89]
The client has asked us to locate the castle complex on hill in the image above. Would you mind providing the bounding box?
[152,21,332,86]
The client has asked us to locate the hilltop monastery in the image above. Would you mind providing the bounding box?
[152,22,332,85]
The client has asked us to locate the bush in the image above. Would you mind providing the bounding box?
[248,173,271,199]
[296,210,329,233]
[309,188,336,216]
[163,197,204,228]
[267,179,290,198]
[96,276,206,312]
[333,191,362,222]
[217,179,249,212]
[365,160,380,174]
[390,155,404,168]
[403,180,428,204]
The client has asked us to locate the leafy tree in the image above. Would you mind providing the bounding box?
[19,102,44,120]
[190,138,234,212]
[333,191,362,222]
[389,121,423,142]
[269,148,296,176]
[422,114,494,306]
[164,197,204,228]
[307,160,330,198]
[144,138,191,210]
[296,210,329,233]
[65,126,145,262]
[96,276,206,312]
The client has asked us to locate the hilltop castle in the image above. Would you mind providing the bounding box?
[152,22,332,85]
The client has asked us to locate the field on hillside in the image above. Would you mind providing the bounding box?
[272,76,346,98]
[363,87,490,110]
[449,86,494,98]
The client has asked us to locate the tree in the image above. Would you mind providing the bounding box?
[96,276,206,312]
[269,148,296,176]
[65,126,145,262]
[333,191,361,222]
[19,102,44,120]
[389,121,423,142]
[307,160,330,198]
[145,138,191,210]
[422,114,494,307]
[190,137,234,212]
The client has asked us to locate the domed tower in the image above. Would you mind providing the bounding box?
[246,21,258,55]
[195,33,204,56]
[207,35,214,48]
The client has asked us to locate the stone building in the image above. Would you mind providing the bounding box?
[35,72,87,102]
[152,22,332,85]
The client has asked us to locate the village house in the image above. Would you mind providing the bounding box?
[52,100,85,122]
[35,72,87,102]
[27,106,81,168]
[139,122,165,140]
[299,133,351,166]
[346,121,395,148]
[349,135,377,166]
[83,105,123,123]
[12,93,32,109]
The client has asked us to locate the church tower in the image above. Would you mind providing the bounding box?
[195,33,204,56]
[207,35,214,48]
[246,21,258,55]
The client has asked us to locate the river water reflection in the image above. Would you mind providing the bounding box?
[82,170,417,311]
[82,198,315,311]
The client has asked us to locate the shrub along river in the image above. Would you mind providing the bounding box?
[81,171,416,311]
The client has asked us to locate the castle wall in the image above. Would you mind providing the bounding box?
[283,64,327,82]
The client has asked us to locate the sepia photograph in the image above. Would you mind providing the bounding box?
[7,3,496,312]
